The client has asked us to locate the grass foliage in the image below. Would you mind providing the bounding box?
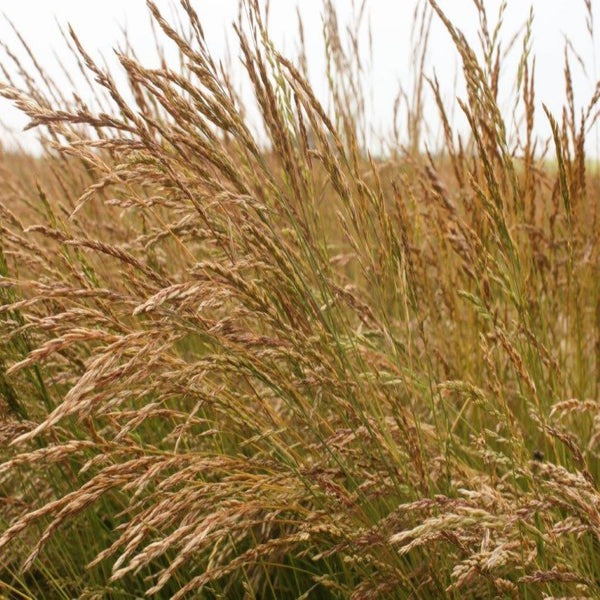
[1,1,600,597]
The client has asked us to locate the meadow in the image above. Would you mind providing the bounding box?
[1,1,600,598]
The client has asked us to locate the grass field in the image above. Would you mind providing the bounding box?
[1,1,600,598]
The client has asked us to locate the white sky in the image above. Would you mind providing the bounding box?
[0,1,598,154]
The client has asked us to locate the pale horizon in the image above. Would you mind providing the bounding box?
[1,0,598,156]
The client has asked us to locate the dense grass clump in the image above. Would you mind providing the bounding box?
[1,0,600,597]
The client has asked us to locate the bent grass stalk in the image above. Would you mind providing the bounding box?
[0,0,599,598]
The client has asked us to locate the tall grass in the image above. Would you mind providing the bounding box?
[0,1,599,598]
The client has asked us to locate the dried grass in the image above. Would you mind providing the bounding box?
[0,0,599,598]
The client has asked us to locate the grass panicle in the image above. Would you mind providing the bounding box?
[0,0,599,598]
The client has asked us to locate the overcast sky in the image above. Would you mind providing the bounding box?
[0,1,598,154]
